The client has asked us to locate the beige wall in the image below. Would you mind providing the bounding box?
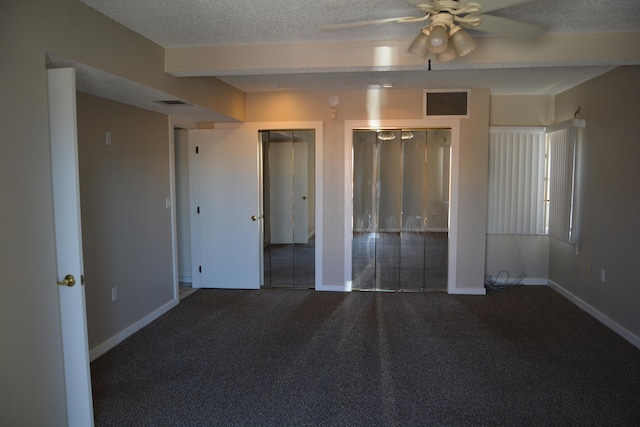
[1,0,239,420]
[6,1,633,422]
[490,95,555,126]
[46,0,245,120]
[551,66,640,340]
[246,88,490,292]
[77,93,175,350]
[485,235,549,282]
[486,94,554,282]
[2,2,67,423]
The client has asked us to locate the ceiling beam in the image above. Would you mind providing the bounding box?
[166,32,640,77]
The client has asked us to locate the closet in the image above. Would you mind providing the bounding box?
[352,129,450,291]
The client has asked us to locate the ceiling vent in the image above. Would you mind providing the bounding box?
[423,89,470,118]
[153,100,190,106]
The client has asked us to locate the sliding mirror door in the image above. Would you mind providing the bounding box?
[261,130,315,288]
[352,129,450,291]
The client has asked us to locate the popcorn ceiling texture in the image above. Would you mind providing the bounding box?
[67,0,640,112]
[79,0,640,48]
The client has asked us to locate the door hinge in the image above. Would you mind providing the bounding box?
[199,266,202,273]
[197,206,200,214]
[196,146,199,154]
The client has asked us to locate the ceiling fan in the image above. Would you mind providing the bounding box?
[320,0,547,62]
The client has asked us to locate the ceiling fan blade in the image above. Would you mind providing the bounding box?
[319,16,417,31]
[458,0,532,14]
[471,14,547,39]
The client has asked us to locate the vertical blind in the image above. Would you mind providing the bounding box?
[547,126,577,243]
[488,127,546,234]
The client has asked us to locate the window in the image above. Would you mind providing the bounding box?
[546,119,585,244]
[487,127,546,235]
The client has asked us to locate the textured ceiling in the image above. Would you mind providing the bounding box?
[69,0,640,116]
[80,0,640,46]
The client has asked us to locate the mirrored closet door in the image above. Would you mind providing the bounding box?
[352,129,450,291]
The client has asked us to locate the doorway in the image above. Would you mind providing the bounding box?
[351,128,450,291]
[188,122,323,290]
[174,127,196,299]
[261,130,316,288]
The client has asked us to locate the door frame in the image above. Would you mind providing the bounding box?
[190,121,324,290]
[344,119,461,294]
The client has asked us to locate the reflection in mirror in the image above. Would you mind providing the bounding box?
[352,128,450,291]
[261,130,315,288]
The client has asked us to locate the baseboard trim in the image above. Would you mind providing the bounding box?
[548,280,640,350]
[178,272,192,283]
[492,277,548,286]
[448,287,487,295]
[352,228,449,233]
[89,297,180,361]
[520,278,548,285]
[316,282,352,292]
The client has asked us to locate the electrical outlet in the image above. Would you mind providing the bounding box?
[111,287,118,302]
[600,269,606,283]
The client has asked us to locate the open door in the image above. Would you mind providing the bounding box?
[189,128,262,289]
[48,68,94,426]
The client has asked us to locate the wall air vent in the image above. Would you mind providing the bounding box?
[153,100,190,106]
[423,89,470,119]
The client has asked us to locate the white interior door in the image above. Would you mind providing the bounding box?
[190,128,261,289]
[48,68,94,426]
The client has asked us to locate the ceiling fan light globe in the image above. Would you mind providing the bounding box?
[428,25,448,54]
[408,32,431,58]
[437,42,457,62]
[451,28,477,57]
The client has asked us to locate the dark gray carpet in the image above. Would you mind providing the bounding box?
[91,287,640,426]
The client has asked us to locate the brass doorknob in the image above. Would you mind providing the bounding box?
[57,274,76,287]
[251,215,257,221]
[301,196,308,200]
